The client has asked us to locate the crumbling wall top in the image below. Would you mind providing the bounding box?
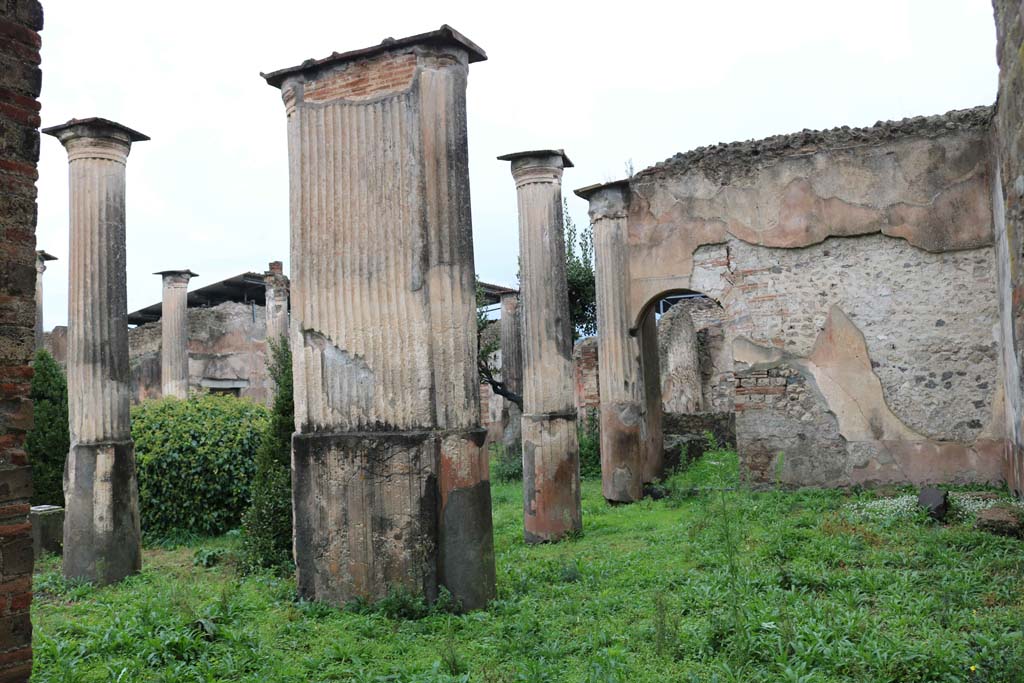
[635,105,993,183]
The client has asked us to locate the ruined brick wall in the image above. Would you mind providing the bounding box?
[0,1,42,679]
[627,109,1004,487]
[991,0,1024,496]
[127,302,272,405]
[572,337,599,423]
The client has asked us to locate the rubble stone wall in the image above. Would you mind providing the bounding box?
[0,1,43,679]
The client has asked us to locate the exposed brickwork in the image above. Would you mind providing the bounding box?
[303,52,417,103]
[572,337,599,423]
[0,1,41,679]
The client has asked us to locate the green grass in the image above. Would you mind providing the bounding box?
[31,449,1024,682]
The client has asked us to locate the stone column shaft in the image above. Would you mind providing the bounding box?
[499,150,580,542]
[157,269,196,399]
[499,292,523,452]
[578,181,646,502]
[43,118,148,584]
[35,250,56,351]
[264,26,495,610]
[264,261,290,345]
[639,307,664,483]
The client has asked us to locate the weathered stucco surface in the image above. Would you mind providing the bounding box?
[265,27,495,609]
[583,106,1007,491]
[628,108,993,328]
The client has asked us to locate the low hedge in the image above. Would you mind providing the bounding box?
[133,394,269,537]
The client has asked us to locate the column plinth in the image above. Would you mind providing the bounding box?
[156,269,196,399]
[43,117,148,584]
[263,26,495,609]
[499,150,581,543]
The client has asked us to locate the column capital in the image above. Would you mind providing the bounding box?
[43,117,149,164]
[575,180,631,221]
[156,269,197,287]
[36,249,56,273]
[261,24,487,91]
[498,149,573,188]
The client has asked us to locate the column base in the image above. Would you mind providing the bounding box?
[63,440,142,585]
[293,428,495,610]
[522,412,582,543]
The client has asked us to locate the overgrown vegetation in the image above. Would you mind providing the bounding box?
[32,445,1024,682]
[489,443,522,483]
[578,411,601,479]
[133,394,269,538]
[25,349,69,506]
[240,337,295,574]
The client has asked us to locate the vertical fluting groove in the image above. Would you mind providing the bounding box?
[67,156,132,443]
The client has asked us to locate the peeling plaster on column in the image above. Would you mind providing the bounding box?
[263,27,495,609]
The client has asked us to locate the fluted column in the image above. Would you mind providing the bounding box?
[264,261,290,345]
[263,26,495,610]
[35,250,56,351]
[499,292,523,453]
[498,150,580,542]
[576,181,646,502]
[43,117,148,584]
[156,269,196,399]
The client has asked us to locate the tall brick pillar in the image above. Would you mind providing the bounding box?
[156,269,196,399]
[263,25,495,610]
[264,261,289,345]
[499,292,523,453]
[576,181,648,502]
[498,150,580,542]
[43,118,147,584]
[0,2,43,679]
[34,250,56,351]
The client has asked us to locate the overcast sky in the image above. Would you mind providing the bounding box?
[35,0,998,329]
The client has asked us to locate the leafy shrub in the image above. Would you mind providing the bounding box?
[241,336,295,573]
[578,411,601,479]
[26,349,69,505]
[133,393,269,537]
[490,443,522,482]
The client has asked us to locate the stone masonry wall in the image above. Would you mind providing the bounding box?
[127,301,272,405]
[629,111,1003,488]
[991,0,1024,496]
[690,234,1003,487]
[0,1,42,679]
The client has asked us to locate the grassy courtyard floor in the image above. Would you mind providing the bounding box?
[31,450,1024,682]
